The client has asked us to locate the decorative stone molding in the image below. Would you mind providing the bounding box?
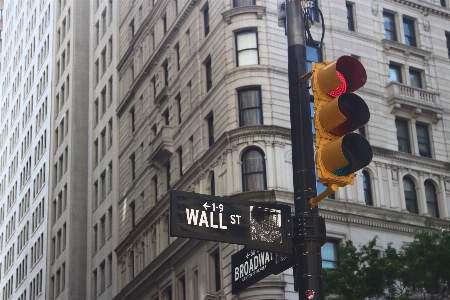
[221,6,266,24]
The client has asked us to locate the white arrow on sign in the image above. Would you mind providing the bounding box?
[203,202,210,210]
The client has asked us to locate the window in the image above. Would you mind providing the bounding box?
[100,262,106,292]
[102,9,107,35]
[95,22,100,45]
[108,207,113,237]
[129,251,135,279]
[395,119,410,153]
[163,60,169,86]
[129,201,135,228]
[425,181,439,218]
[234,0,255,7]
[163,109,169,126]
[152,175,158,203]
[403,177,418,214]
[166,162,171,190]
[130,19,135,38]
[441,0,447,7]
[446,32,450,59]
[101,130,106,157]
[236,31,258,66]
[94,139,99,164]
[93,181,99,209]
[409,69,422,88]
[362,171,373,206]
[416,123,431,158]
[130,153,136,181]
[109,77,113,104]
[383,12,397,41]
[101,172,106,200]
[306,43,322,72]
[203,3,210,37]
[130,106,135,133]
[176,94,182,124]
[109,119,113,147]
[163,14,167,34]
[242,148,266,191]
[100,216,106,245]
[207,113,214,147]
[205,57,212,92]
[210,251,221,292]
[346,2,355,31]
[175,44,180,71]
[177,147,183,177]
[101,48,106,74]
[178,275,186,300]
[209,171,215,196]
[239,88,262,126]
[109,37,113,63]
[389,64,402,83]
[322,241,339,268]
[93,225,98,252]
[403,18,416,47]
[95,60,99,83]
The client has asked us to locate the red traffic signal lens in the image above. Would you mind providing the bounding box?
[328,71,347,98]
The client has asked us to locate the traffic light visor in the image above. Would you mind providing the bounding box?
[318,93,370,136]
[321,133,373,176]
[316,56,367,97]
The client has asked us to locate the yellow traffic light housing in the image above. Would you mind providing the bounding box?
[310,56,373,207]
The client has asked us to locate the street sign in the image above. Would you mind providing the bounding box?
[170,190,292,253]
[232,248,295,294]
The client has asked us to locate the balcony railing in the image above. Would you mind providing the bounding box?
[386,81,442,123]
[148,126,174,163]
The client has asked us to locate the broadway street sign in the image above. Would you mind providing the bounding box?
[170,190,292,253]
[232,248,295,294]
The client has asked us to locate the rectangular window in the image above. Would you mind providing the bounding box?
[109,77,113,104]
[205,57,212,92]
[100,262,106,292]
[100,216,106,245]
[416,123,431,158]
[108,119,113,147]
[236,31,258,66]
[212,251,221,292]
[93,225,98,252]
[93,181,98,209]
[446,32,450,59]
[101,88,107,114]
[102,9,107,35]
[163,14,167,34]
[203,4,210,37]
[94,139,99,164]
[322,240,339,268]
[441,0,447,7]
[178,147,183,177]
[239,88,262,126]
[95,22,99,45]
[130,153,136,181]
[176,94,182,124]
[178,275,186,300]
[153,175,158,203]
[95,60,99,84]
[93,269,98,298]
[306,43,322,72]
[129,201,135,228]
[409,69,422,88]
[101,48,106,74]
[403,18,416,47]
[101,130,106,156]
[207,113,214,147]
[130,19,135,38]
[175,43,180,71]
[383,12,397,41]
[101,172,106,200]
[166,163,171,190]
[395,119,411,153]
[130,106,135,133]
[163,60,169,86]
[346,3,355,31]
[108,207,113,237]
[389,64,402,83]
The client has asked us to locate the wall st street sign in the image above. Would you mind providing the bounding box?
[231,248,295,294]
[170,190,292,253]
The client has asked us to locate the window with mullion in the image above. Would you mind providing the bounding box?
[403,177,418,214]
[425,181,439,218]
[242,148,266,192]
[389,64,402,83]
[395,119,411,153]
[409,69,422,88]
[416,123,431,158]
[383,12,397,41]
[403,18,416,47]
[306,43,322,72]
[322,240,339,268]
[238,88,262,126]
[236,31,259,66]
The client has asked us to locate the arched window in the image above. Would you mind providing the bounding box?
[362,171,373,206]
[242,148,266,192]
[425,181,439,218]
[403,177,418,214]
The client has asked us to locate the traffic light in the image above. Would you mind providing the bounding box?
[310,56,373,207]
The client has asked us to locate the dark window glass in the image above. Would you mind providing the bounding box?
[130,106,135,132]
[346,3,355,31]
[322,241,339,268]
[441,0,447,7]
[130,153,136,180]
[207,114,214,147]
[204,4,210,37]
[210,171,215,196]
[239,89,262,126]
[205,58,212,92]
[178,147,183,177]
[234,0,255,7]
[163,61,169,86]
[166,163,171,190]
[416,123,431,158]
[396,119,410,153]
[389,64,402,83]
[362,171,373,206]
[403,177,418,214]
[242,148,266,191]
[409,69,422,88]
[446,33,450,59]
[403,18,416,47]
[425,181,439,218]
[163,14,167,34]
[383,12,397,41]
[236,31,258,66]
[214,252,221,291]
[129,201,135,227]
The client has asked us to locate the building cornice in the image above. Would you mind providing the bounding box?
[390,0,450,19]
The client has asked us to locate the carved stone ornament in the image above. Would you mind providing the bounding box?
[371,1,379,16]
[391,166,398,181]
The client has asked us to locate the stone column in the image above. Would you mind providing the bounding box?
[439,176,449,219]
[397,168,408,212]
[418,172,429,216]
[375,162,386,207]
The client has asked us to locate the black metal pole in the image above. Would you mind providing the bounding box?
[285,1,326,299]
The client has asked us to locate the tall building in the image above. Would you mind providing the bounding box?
[112,0,450,299]
[0,1,53,299]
